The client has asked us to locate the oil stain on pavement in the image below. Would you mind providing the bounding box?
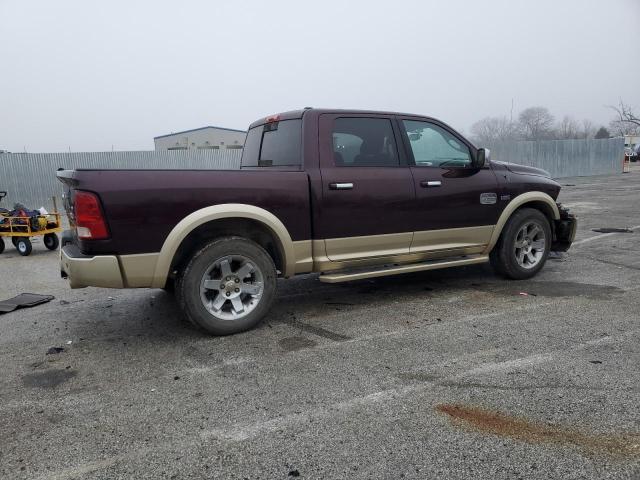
[436,403,640,458]
[279,336,318,352]
[22,369,77,389]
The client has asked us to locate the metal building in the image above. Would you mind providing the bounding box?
[154,126,246,151]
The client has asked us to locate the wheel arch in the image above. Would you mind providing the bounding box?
[485,192,560,253]
[151,204,295,288]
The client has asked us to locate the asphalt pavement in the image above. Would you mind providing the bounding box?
[1,169,639,479]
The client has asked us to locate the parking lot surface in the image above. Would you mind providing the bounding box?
[1,170,640,479]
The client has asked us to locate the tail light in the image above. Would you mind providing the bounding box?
[74,191,109,240]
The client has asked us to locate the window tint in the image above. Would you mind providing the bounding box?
[333,118,399,167]
[403,120,471,167]
[241,119,302,167]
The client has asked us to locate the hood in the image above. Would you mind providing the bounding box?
[492,161,551,178]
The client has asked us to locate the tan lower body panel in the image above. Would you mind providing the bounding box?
[410,225,494,253]
[293,240,313,274]
[312,226,494,274]
[119,253,161,287]
[319,255,489,283]
[324,232,413,262]
[66,227,495,289]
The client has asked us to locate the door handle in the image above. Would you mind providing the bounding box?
[420,180,441,188]
[329,182,354,190]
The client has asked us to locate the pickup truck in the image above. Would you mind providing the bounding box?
[57,108,576,335]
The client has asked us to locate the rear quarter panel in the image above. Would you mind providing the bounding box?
[73,170,311,255]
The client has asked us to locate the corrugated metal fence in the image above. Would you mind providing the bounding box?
[0,138,624,210]
[486,137,624,178]
[0,149,242,210]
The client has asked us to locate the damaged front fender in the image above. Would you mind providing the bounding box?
[551,204,577,252]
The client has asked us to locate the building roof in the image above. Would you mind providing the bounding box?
[154,125,247,140]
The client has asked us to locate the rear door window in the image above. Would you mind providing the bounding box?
[241,119,302,167]
[332,118,399,167]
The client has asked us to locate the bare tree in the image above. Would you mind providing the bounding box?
[608,99,640,136]
[579,119,597,139]
[518,107,555,140]
[556,116,580,139]
[470,116,519,145]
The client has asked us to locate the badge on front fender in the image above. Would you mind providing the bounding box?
[480,193,497,205]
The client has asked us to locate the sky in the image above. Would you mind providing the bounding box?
[1,0,639,153]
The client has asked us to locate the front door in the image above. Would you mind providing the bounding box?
[398,118,501,255]
[316,114,416,262]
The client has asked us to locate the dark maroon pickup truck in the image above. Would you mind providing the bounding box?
[57,108,576,335]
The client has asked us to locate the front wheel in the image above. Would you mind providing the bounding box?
[490,208,551,280]
[176,237,277,335]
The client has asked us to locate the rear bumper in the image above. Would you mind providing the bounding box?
[551,205,577,252]
[60,244,124,289]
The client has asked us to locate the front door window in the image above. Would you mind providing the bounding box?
[403,120,471,168]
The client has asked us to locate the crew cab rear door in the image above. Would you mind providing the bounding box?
[316,113,416,262]
[397,118,501,255]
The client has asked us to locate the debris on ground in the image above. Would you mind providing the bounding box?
[592,228,633,234]
[589,360,603,364]
[288,470,300,477]
[46,347,65,355]
[0,293,54,314]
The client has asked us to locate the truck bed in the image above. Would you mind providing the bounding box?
[61,169,311,256]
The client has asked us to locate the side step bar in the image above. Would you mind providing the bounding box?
[319,255,489,283]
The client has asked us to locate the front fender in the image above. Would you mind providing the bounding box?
[484,192,560,254]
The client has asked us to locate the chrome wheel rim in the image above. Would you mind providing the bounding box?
[199,255,264,321]
[17,241,27,253]
[514,221,546,269]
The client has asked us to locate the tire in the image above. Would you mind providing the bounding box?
[176,236,277,335]
[0,239,4,254]
[11,236,19,246]
[490,208,551,280]
[16,238,33,256]
[44,233,59,251]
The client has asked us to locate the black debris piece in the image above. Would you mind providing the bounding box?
[592,228,633,234]
[288,470,300,477]
[46,347,65,355]
[589,360,603,364]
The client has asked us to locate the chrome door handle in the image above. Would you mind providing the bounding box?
[420,180,441,187]
[329,182,354,190]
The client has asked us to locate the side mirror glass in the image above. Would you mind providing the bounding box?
[476,148,490,167]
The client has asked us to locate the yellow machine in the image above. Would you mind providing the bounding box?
[0,191,63,256]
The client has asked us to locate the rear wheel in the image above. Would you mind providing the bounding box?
[0,239,4,254]
[176,237,277,335]
[490,208,551,280]
[15,238,33,256]
[44,233,59,250]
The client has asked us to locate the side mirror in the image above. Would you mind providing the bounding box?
[476,148,490,168]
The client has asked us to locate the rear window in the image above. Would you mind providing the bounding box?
[241,119,302,167]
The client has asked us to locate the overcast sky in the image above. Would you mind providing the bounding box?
[1,0,639,152]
